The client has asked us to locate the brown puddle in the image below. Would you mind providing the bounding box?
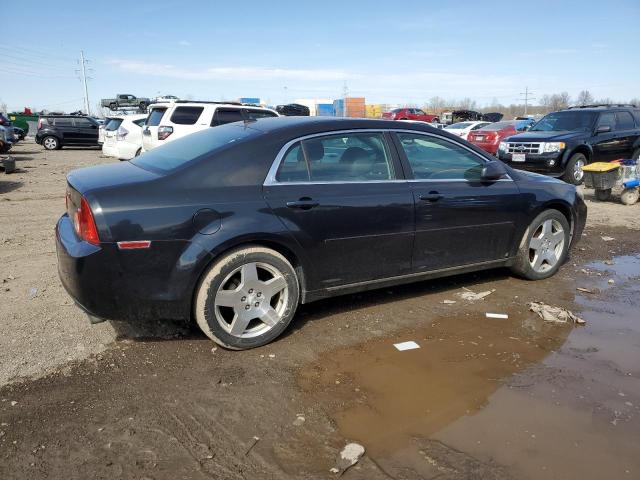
[299,310,570,457]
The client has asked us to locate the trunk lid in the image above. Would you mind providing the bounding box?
[67,161,161,196]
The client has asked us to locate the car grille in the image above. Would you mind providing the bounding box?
[506,142,542,154]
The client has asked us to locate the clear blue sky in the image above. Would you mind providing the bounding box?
[2,0,639,113]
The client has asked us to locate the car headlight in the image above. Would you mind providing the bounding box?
[498,142,507,151]
[542,142,566,153]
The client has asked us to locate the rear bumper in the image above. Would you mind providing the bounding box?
[472,142,499,155]
[56,214,202,322]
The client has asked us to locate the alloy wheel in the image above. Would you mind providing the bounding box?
[528,219,565,273]
[573,158,585,182]
[44,137,57,149]
[213,262,288,338]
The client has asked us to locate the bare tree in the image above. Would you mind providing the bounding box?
[428,96,446,112]
[0,100,7,114]
[628,98,640,106]
[457,97,477,110]
[576,90,594,106]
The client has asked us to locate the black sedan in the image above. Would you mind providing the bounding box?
[56,117,587,349]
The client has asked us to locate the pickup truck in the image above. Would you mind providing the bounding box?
[101,94,151,112]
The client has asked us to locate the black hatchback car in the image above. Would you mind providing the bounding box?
[36,115,100,150]
[56,117,586,349]
[498,105,640,184]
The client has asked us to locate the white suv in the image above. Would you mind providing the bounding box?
[141,101,279,152]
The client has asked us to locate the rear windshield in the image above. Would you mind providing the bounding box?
[480,121,514,131]
[243,109,278,121]
[132,123,263,173]
[105,118,123,131]
[146,108,167,126]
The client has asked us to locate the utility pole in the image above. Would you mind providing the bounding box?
[79,51,90,115]
[519,86,535,116]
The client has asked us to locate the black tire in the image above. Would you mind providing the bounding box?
[595,188,612,201]
[562,152,587,185]
[139,102,147,112]
[194,246,300,350]
[135,148,142,157]
[42,136,60,150]
[109,103,117,111]
[510,209,571,280]
[632,148,640,161]
[620,188,639,206]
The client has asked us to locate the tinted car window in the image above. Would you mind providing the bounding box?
[398,133,483,180]
[53,118,73,127]
[146,108,167,126]
[480,121,514,131]
[597,113,616,130]
[616,111,635,130]
[170,106,204,125]
[74,117,93,127]
[105,119,123,131]
[132,123,262,173]
[133,118,146,127]
[276,143,309,182]
[211,108,243,126]
[301,133,393,182]
[243,109,278,121]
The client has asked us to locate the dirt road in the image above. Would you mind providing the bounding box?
[1,140,639,479]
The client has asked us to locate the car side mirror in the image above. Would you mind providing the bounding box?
[481,160,507,181]
[596,125,611,134]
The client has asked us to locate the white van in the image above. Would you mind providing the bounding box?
[141,101,279,152]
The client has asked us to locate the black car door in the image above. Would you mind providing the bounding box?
[592,112,620,162]
[73,117,98,144]
[263,131,414,289]
[614,111,638,158]
[53,117,76,143]
[392,131,525,272]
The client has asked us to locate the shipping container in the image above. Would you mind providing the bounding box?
[316,104,334,116]
[238,97,261,104]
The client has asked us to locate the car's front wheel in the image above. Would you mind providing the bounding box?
[42,136,60,150]
[511,209,570,280]
[562,153,587,185]
[194,246,300,350]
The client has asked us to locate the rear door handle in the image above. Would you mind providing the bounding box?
[418,192,443,202]
[286,198,319,210]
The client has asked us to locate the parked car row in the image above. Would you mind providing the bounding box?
[0,113,19,153]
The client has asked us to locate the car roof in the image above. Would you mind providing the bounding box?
[237,116,445,138]
[148,101,274,110]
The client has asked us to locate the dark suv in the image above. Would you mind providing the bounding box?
[497,105,640,184]
[35,115,100,150]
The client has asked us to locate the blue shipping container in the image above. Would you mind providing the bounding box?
[333,99,344,117]
[239,97,260,104]
[316,104,334,116]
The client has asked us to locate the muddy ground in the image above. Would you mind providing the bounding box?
[1,140,639,479]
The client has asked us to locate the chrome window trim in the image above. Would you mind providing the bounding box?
[263,128,513,186]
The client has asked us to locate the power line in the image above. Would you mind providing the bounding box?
[2,43,76,62]
[0,66,76,79]
[0,52,73,71]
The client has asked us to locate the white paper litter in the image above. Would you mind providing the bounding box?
[529,302,585,325]
[486,313,508,319]
[458,288,495,301]
[393,341,420,351]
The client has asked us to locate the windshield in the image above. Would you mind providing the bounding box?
[530,111,597,132]
[445,122,473,129]
[132,123,263,173]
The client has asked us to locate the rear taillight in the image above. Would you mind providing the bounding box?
[71,196,100,245]
[157,126,173,140]
[116,126,129,141]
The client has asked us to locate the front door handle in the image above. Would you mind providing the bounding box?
[286,198,319,210]
[418,192,443,202]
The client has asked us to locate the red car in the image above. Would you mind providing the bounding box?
[467,121,522,155]
[382,107,439,123]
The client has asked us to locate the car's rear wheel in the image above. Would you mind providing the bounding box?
[109,103,117,111]
[139,102,147,112]
[620,188,639,205]
[562,153,587,185]
[42,136,60,150]
[194,246,300,350]
[511,209,570,280]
